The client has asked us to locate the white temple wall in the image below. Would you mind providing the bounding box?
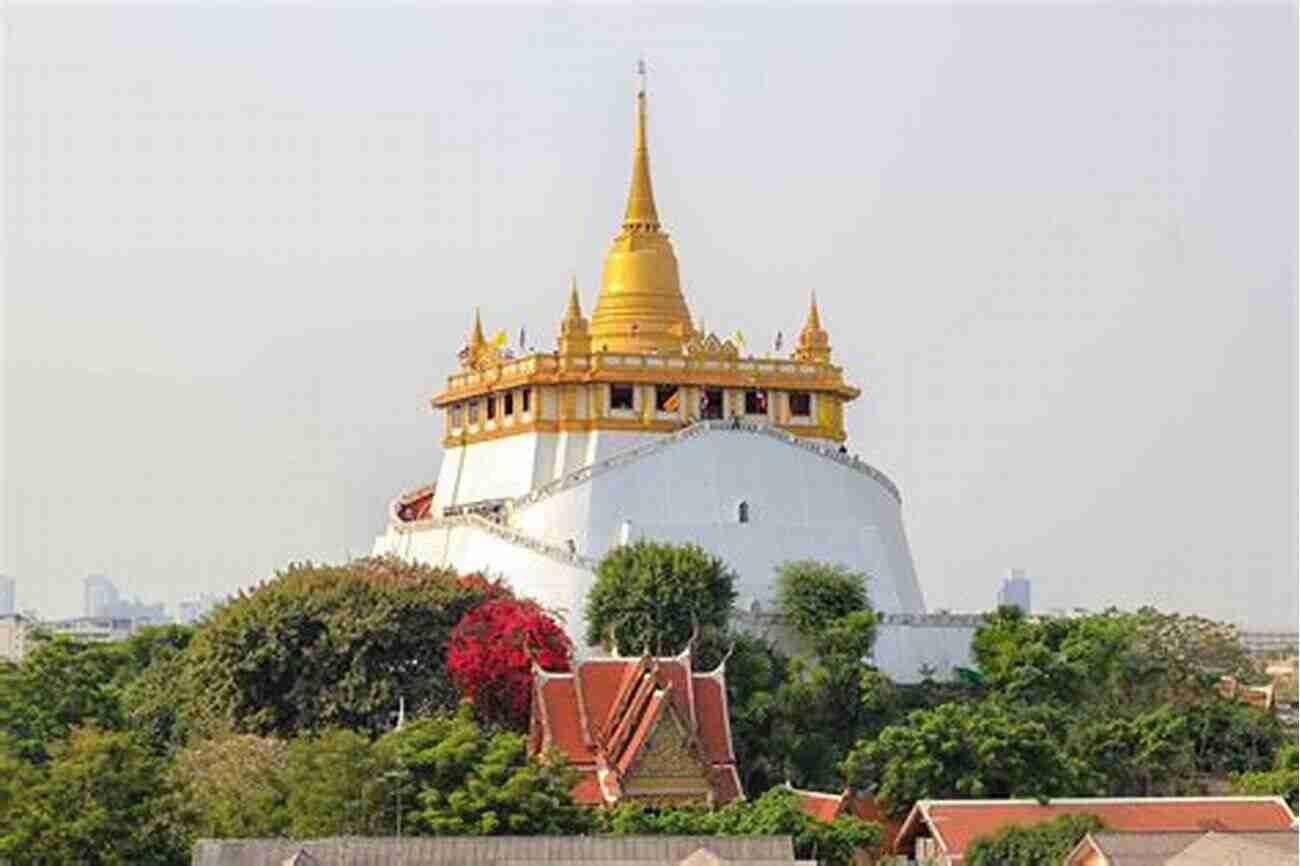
[432,436,542,509]
[872,622,977,683]
[372,522,597,642]
[511,432,925,615]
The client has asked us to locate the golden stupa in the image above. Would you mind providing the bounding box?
[589,69,693,354]
[433,68,860,445]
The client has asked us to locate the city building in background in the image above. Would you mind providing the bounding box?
[0,613,33,663]
[0,575,15,615]
[82,574,120,618]
[997,568,1032,613]
[41,616,138,645]
[81,574,167,623]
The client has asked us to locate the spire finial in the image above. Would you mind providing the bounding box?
[470,307,486,347]
[623,59,660,231]
[565,274,583,320]
[806,291,822,331]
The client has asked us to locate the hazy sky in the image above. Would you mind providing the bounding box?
[2,3,1296,628]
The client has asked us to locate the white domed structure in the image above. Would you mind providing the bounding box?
[372,71,974,682]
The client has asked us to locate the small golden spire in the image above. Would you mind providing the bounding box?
[558,274,591,356]
[793,291,831,364]
[565,273,584,321]
[470,307,486,347]
[623,59,659,231]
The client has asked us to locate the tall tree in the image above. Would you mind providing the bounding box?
[182,556,486,738]
[774,560,870,645]
[585,540,737,655]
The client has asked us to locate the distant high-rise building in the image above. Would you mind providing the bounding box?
[83,574,120,618]
[177,592,222,625]
[997,569,1032,613]
[82,575,167,623]
[0,575,15,615]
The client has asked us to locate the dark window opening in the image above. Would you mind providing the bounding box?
[656,385,679,412]
[744,390,768,415]
[486,396,496,420]
[737,501,750,524]
[504,392,514,416]
[789,391,812,417]
[450,405,463,427]
[468,401,480,423]
[701,388,724,419]
[521,389,531,412]
[611,384,635,411]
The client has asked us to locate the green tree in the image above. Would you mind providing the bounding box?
[183,556,486,738]
[378,704,589,836]
[1070,705,1196,796]
[774,560,869,642]
[283,728,390,837]
[714,631,791,794]
[0,636,128,762]
[596,786,880,866]
[843,701,1080,817]
[1183,698,1283,776]
[0,725,186,866]
[585,541,737,655]
[965,813,1106,866]
[1234,742,1299,812]
[168,732,291,840]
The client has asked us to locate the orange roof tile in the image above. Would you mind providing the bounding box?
[691,675,734,764]
[537,676,591,763]
[794,790,843,823]
[897,797,1299,860]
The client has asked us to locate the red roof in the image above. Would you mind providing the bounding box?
[896,797,1299,860]
[790,787,905,854]
[530,648,742,806]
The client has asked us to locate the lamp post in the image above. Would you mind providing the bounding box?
[383,769,410,838]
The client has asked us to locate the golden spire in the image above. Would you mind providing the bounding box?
[793,291,831,364]
[806,291,822,331]
[590,61,694,355]
[558,274,591,356]
[623,60,659,231]
[470,307,486,348]
[564,273,584,321]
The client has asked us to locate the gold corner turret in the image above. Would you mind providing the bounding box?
[558,275,592,357]
[590,64,694,355]
[792,292,831,364]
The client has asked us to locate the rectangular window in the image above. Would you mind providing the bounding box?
[744,390,768,415]
[789,391,811,417]
[450,404,463,427]
[521,388,531,413]
[701,388,724,419]
[468,401,480,423]
[486,396,496,420]
[503,392,514,416]
[610,384,635,411]
[655,385,679,412]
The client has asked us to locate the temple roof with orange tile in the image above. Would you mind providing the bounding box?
[529,647,742,806]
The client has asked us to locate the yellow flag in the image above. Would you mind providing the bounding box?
[730,330,746,349]
[492,330,508,347]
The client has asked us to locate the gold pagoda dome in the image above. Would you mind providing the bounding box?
[589,66,693,355]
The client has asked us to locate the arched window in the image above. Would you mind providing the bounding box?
[737,501,750,524]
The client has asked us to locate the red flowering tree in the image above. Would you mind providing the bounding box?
[446,597,572,729]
